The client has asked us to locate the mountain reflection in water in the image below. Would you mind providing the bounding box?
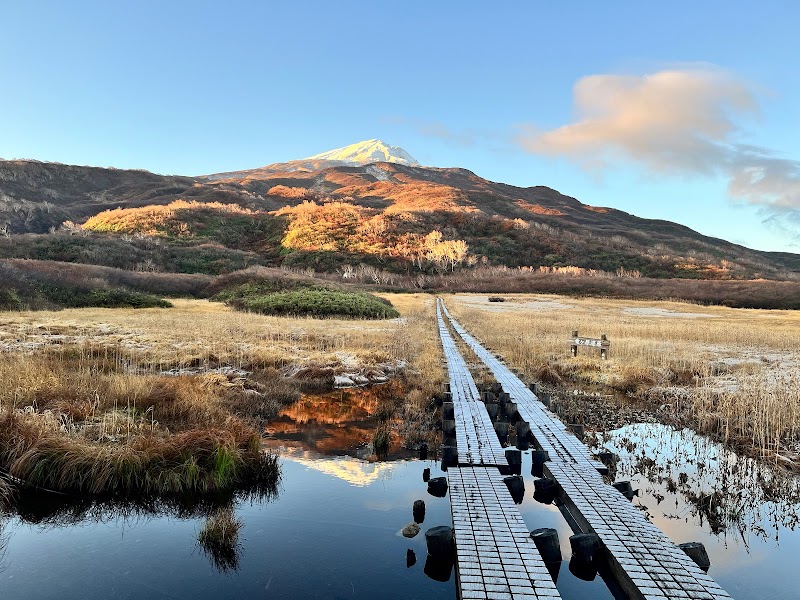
[264,384,415,461]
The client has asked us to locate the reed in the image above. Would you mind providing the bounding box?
[0,477,11,509]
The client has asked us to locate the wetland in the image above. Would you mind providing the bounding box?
[2,293,800,598]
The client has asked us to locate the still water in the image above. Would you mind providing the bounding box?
[2,394,799,599]
[594,423,800,599]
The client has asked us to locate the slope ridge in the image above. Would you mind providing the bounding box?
[1,158,799,280]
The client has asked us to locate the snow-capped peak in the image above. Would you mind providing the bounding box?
[306,139,419,166]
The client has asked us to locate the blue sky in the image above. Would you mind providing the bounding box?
[2,1,799,252]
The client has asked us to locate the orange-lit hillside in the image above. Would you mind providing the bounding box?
[278,201,471,268]
[3,158,798,280]
[83,200,258,236]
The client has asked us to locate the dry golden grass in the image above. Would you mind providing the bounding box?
[0,295,443,495]
[0,477,11,508]
[381,294,445,447]
[0,299,404,371]
[386,293,446,392]
[446,293,800,459]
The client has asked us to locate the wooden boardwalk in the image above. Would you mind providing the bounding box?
[437,299,563,599]
[436,299,733,600]
[440,302,606,474]
[437,302,508,467]
[450,466,561,599]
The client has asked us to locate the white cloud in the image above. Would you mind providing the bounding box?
[518,66,800,210]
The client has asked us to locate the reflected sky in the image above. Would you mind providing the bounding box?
[1,459,456,600]
[596,423,800,599]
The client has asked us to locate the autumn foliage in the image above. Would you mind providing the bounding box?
[278,201,471,270]
[83,200,258,236]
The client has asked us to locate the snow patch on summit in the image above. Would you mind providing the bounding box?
[307,139,419,166]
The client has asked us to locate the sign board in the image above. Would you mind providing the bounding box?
[573,337,606,348]
[569,331,610,359]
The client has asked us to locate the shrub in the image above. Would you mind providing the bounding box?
[0,260,175,310]
[85,289,172,309]
[0,289,23,311]
[210,268,328,301]
[229,288,400,319]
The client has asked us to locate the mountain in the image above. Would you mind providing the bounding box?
[203,139,417,181]
[0,159,257,233]
[1,149,799,281]
[200,161,800,278]
[307,139,418,166]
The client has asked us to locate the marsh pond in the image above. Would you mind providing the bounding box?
[2,387,800,600]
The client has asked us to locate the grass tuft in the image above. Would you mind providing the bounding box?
[0,477,12,509]
[0,411,279,496]
[197,505,243,572]
[372,424,392,456]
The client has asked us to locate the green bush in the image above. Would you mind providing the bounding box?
[213,279,312,302]
[85,289,172,309]
[0,288,23,310]
[229,288,399,319]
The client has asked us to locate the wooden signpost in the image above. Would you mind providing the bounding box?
[570,330,610,360]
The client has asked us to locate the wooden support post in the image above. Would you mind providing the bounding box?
[679,542,711,571]
[568,423,585,439]
[503,475,525,503]
[570,533,602,561]
[530,528,562,563]
[413,499,426,524]
[505,448,522,474]
[494,422,509,443]
[532,450,550,477]
[442,402,454,420]
[504,402,519,421]
[532,473,559,504]
[485,403,499,420]
[427,477,448,497]
[612,480,637,501]
[442,419,456,437]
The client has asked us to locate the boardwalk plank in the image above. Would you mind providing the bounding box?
[450,466,562,600]
[437,301,507,466]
